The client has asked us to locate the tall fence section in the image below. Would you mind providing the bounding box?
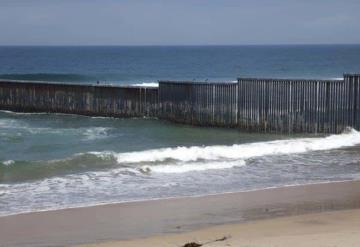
[0,80,158,118]
[158,81,238,127]
[237,76,360,133]
[0,74,359,133]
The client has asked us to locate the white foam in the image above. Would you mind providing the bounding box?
[83,127,110,141]
[0,119,22,128]
[0,117,111,139]
[132,82,159,87]
[2,160,15,166]
[91,129,360,164]
[0,119,55,134]
[332,77,344,80]
[140,160,245,174]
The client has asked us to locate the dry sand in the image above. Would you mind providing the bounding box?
[80,209,360,247]
[1,180,360,246]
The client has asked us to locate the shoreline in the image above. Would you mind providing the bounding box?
[1,180,360,246]
[0,179,354,218]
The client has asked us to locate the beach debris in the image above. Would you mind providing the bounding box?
[182,235,230,247]
[214,236,228,242]
[182,242,202,247]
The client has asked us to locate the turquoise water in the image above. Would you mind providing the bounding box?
[1,45,360,216]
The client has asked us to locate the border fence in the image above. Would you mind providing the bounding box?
[158,81,238,127]
[0,80,158,118]
[1,74,359,134]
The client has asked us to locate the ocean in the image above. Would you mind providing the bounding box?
[1,45,360,216]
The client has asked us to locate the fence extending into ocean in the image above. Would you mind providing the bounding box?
[0,80,158,118]
[1,74,359,134]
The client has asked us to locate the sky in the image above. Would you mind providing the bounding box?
[0,0,359,45]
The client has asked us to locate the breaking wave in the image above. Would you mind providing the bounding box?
[140,160,246,174]
[132,82,159,87]
[2,160,15,166]
[2,129,360,183]
[90,128,360,164]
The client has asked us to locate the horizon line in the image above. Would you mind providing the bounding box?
[0,43,360,47]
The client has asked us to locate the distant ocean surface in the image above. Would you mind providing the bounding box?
[1,45,360,216]
[1,45,360,84]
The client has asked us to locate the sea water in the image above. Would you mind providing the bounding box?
[1,45,360,216]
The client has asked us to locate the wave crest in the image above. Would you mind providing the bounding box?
[140,160,245,174]
[91,128,360,164]
[2,129,360,181]
[2,160,15,166]
[132,82,159,87]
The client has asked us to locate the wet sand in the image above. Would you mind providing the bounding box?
[1,180,360,246]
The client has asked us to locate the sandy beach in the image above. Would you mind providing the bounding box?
[1,180,360,246]
[80,209,360,247]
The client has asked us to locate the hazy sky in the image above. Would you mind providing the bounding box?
[0,0,359,45]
